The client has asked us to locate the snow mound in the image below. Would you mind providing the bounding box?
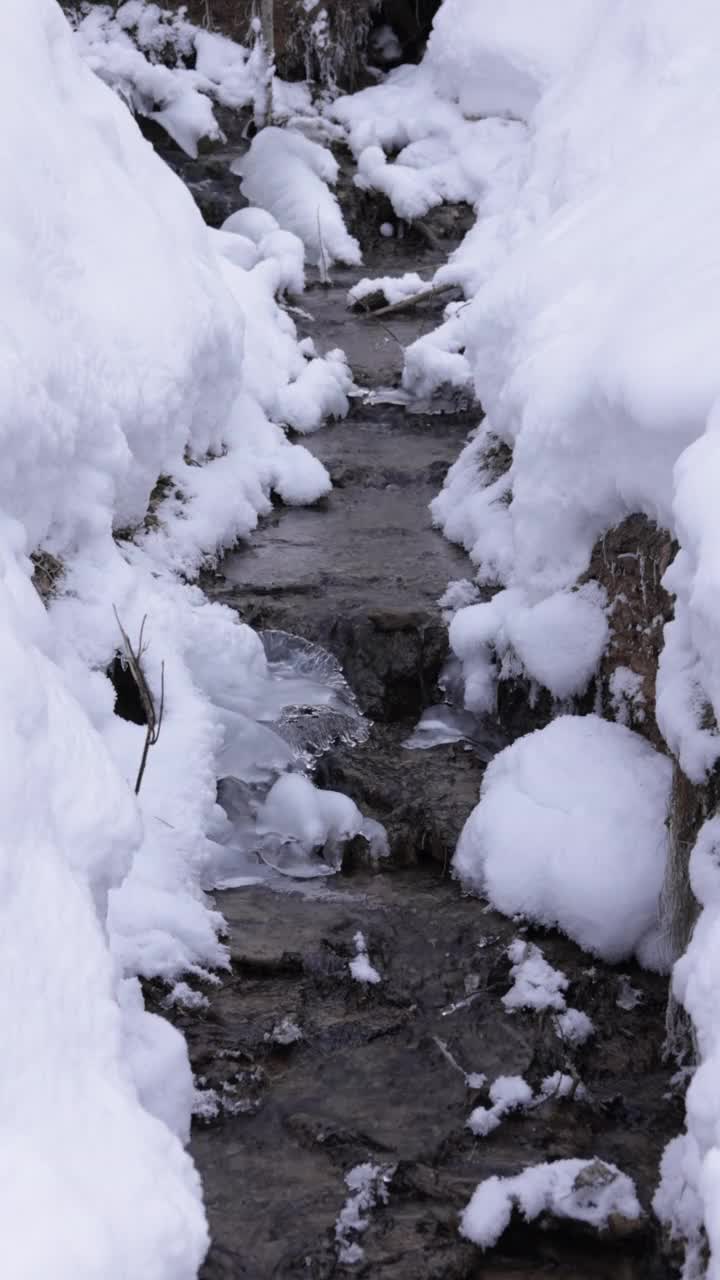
[454,717,672,966]
[461,1158,641,1249]
[425,0,600,121]
[448,584,608,712]
[240,128,361,272]
[349,931,382,986]
[2,0,356,1272]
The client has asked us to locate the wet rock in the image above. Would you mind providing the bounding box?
[204,362,474,722]
[171,871,681,1278]
[318,723,483,866]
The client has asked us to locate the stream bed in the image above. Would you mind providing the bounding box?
[153,197,681,1277]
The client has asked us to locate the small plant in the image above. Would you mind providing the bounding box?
[113,607,165,795]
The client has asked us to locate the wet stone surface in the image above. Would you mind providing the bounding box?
[204,261,476,723]
[184,231,682,1275]
[171,871,680,1279]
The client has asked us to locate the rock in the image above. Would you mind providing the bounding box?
[161,871,681,1278]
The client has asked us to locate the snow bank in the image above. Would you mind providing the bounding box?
[72,1,269,155]
[455,717,672,966]
[3,0,354,1272]
[425,0,600,121]
[337,0,720,1268]
[328,1,596,225]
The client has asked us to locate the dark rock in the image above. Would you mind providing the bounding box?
[177,872,680,1279]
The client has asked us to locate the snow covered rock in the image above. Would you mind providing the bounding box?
[454,716,672,966]
[461,1158,643,1250]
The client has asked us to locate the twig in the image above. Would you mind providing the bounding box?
[113,606,165,795]
[364,281,459,319]
[316,208,330,285]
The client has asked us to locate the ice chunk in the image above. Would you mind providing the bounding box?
[404,703,503,759]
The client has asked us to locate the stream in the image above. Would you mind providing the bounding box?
[150,148,682,1278]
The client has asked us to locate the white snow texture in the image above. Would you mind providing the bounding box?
[1,1,353,1275]
[329,2,720,1268]
[455,717,672,967]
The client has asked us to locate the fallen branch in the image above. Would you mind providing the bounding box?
[113,606,165,795]
[363,281,459,319]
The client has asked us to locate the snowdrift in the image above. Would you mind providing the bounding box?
[2,1,351,1274]
[332,0,720,1270]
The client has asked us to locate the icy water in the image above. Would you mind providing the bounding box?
[156,214,681,1276]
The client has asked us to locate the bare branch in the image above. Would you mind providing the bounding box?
[362,281,458,319]
[113,607,165,794]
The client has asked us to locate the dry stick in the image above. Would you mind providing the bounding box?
[113,606,165,795]
[364,281,459,319]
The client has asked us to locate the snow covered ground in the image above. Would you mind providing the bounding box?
[328,1,720,1273]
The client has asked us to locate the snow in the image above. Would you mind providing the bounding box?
[461,1158,642,1250]
[468,1075,533,1138]
[239,127,362,273]
[350,931,382,986]
[468,1070,586,1139]
[267,1016,303,1046]
[331,0,720,1259]
[34,0,720,1267]
[424,0,600,122]
[455,718,672,966]
[259,773,365,859]
[348,272,425,310]
[609,666,646,727]
[502,941,568,1013]
[335,1163,394,1266]
[3,0,361,1272]
[448,584,609,712]
[556,1007,595,1046]
[501,939,594,1045]
[656,816,720,1271]
[72,2,271,156]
